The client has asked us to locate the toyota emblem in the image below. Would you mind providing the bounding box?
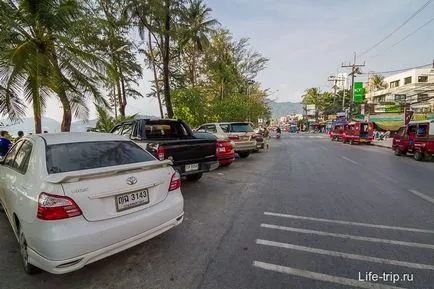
[126,176,137,185]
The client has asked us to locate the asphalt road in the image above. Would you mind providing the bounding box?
[1,133,433,289]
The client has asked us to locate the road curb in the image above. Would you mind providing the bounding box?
[370,143,392,149]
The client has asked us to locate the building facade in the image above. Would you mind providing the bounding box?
[365,67,434,113]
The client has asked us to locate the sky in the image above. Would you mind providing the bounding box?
[35,0,434,122]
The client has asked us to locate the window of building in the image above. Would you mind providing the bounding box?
[375,96,386,103]
[418,76,428,83]
[390,80,400,88]
[404,77,412,85]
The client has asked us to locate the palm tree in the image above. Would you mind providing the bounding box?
[0,0,108,132]
[367,74,388,92]
[302,88,322,121]
[180,0,219,86]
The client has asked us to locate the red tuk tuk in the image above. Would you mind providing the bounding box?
[342,122,374,144]
[329,122,347,141]
[392,120,434,161]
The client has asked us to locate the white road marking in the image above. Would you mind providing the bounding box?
[253,261,404,289]
[341,156,360,165]
[408,189,434,205]
[261,224,434,250]
[264,212,434,234]
[256,239,434,270]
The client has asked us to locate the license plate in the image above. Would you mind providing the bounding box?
[116,189,149,212]
[185,163,199,172]
[218,147,226,152]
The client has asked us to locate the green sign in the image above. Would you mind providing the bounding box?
[353,82,364,103]
[385,104,400,113]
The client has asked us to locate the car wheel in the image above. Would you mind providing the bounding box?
[238,152,250,158]
[185,173,203,181]
[394,147,402,156]
[425,154,433,161]
[19,227,40,274]
[414,151,424,161]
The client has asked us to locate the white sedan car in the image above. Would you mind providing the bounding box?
[0,133,184,274]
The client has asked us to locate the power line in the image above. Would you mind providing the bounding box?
[370,17,434,59]
[359,0,433,57]
[361,63,432,75]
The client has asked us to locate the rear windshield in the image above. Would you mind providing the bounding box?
[194,132,217,140]
[46,141,155,174]
[230,123,254,133]
[144,121,190,139]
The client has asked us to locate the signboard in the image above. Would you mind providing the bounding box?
[306,104,316,110]
[336,111,346,121]
[374,104,401,113]
[353,82,364,103]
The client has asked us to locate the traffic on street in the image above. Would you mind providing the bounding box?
[1,1,434,288]
[1,132,433,289]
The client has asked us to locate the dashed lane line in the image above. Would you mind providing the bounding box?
[264,212,434,234]
[341,156,360,165]
[261,224,434,250]
[256,239,434,270]
[408,189,434,205]
[253,261,405,289]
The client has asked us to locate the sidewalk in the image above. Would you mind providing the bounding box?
[371,138,392,149]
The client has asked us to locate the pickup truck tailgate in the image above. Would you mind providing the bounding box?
[160,138,217,165]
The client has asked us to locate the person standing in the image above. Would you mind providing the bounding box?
[0,130,12,158]
[15,131,24,142]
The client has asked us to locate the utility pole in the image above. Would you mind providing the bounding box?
[342,52,365,119]
[328,74,346,112]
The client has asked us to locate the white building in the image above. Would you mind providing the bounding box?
[365,67,434,113]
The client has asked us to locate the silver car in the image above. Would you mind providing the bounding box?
[196,122,257,158]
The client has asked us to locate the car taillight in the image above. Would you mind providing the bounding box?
[37,193,82,220]
[229,135,239,141]
[157,145,165,161]
[216,142,226,153]
[169,171,181,191]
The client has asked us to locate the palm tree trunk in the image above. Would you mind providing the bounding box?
[116,77,125,117]
[49,42,72,132]
[148,30,164,118]
[192,46,196,87]
[163,0,173,118]
[120,68,127,117]
[30,77,42,134]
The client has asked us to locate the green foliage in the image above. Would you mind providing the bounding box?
[94,104,137,132]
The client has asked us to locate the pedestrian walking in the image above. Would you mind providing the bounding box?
[0,130,12,158]
[15,131,24,142]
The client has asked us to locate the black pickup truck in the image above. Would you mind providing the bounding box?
[110,119,219,181]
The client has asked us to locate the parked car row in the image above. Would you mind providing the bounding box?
[195,122,264,158]
[0,118,265,275]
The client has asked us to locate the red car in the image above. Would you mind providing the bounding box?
[392,120,434,161]
[342,122,374,144]
[194,132,235,167]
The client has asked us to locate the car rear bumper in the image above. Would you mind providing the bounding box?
[234,141,256,152]
[173,160,219,176]
[24,191,184,274]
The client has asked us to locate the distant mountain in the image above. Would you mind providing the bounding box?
[0,117,61,136]
[269,101,304,118]
[1,114,159,136]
